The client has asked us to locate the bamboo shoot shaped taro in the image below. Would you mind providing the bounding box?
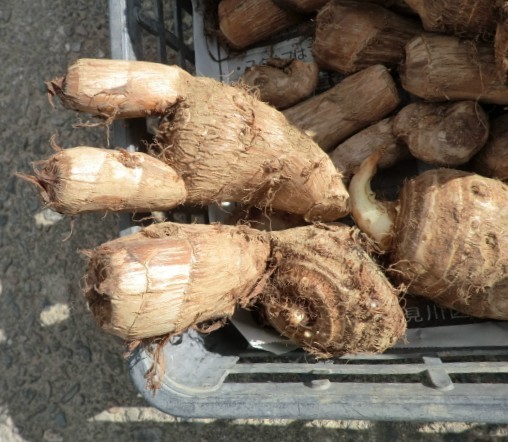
[47,59,350,222]
[349,154,508,320]
[218,0,301,50]
[404,0,497,38]
[275,0,329,14]
[19,147,187,215]
[313,0,421,74]
[85,222,270,340]
[261,224,406,357]
[283,64,400,151]
[496,5,508,84]
[401,34,508,105]
[240,59,319,109]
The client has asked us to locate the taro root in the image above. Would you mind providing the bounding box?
[401,34,508,105]
[329,117,409,182]
[218,0,301,50]
[349,153,508,320]
[18,147,187,215]
[313,0,421,74]
[495,6,508,84]
[47,59,350,222]
[404,0,497,39]
[393,101,490,166]
[85,222,270,340]
[275,0,329,14]
[473,113,508,181]
[240,59,319,109]
[283,64,400,151]
[261,224,406,357]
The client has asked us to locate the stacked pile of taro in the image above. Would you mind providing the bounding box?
[20,0,507,374]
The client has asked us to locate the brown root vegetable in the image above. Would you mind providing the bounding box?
[401,34,508,105]
[283,64,400,151]
[495,10,508,84]
[218,0,301,50]
[353,0,415,15]
[50,59,350,222]
[473,113,508,181]
[18,147,187,215]
[46,59,190,119]
[393,101,490,166]
[240,59,319,109]
[274,0,329,13]
[85,222,270,340]
[261,224,406,357]
[404,0,497,38]
[329,117,410,182]
[350,154,508,320]
[313,0,422,74]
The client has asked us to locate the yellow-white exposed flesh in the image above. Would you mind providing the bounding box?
[349,152,395,251]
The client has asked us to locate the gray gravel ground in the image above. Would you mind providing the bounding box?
[1,0,508,441]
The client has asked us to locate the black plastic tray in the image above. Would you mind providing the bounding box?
[108,0,508,422]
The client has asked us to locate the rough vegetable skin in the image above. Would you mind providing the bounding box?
[47,59,189,119]
[85,222,270,340]
[473,113,508,181]
[152,75,349,222]
[218,0,301,50]
[283,64,400,151]
[495,8,508,84]
[262,224,406,357]
[401,34,508,105]
[50,59,350,222]
[275,0,328,13]
[19,147,187,215]
[350,155,508,320]
[404,0,497,38]
[390,169,508,319]
[330,117,409,182]
[240,59,319,109]
[313,0,421,74]
[393,101,489,166]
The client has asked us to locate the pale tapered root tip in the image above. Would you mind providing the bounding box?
[349,152,395,251]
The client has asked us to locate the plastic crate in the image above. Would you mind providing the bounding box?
[107,0,508,422]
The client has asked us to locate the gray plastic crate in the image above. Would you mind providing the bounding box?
[108,0,508,422]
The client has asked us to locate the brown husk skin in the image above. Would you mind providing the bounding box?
[84,222,270,340]
[153,75,350,222]
[262,224,406,357]
[218,0,301,50]
[472,113,508,181]
[330,117,410,182]
[495,10,508,84]
[283,64,400,151]
[401,34,508,105]
[313,1,422,74]
[274,0,329,13]
[50,59,350,222]
[46,59,191,119]
[404,0,497,39]
[19,147,187,215]
[390,169,508,320]
[240,59,319,109]
[393,101,490,166]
